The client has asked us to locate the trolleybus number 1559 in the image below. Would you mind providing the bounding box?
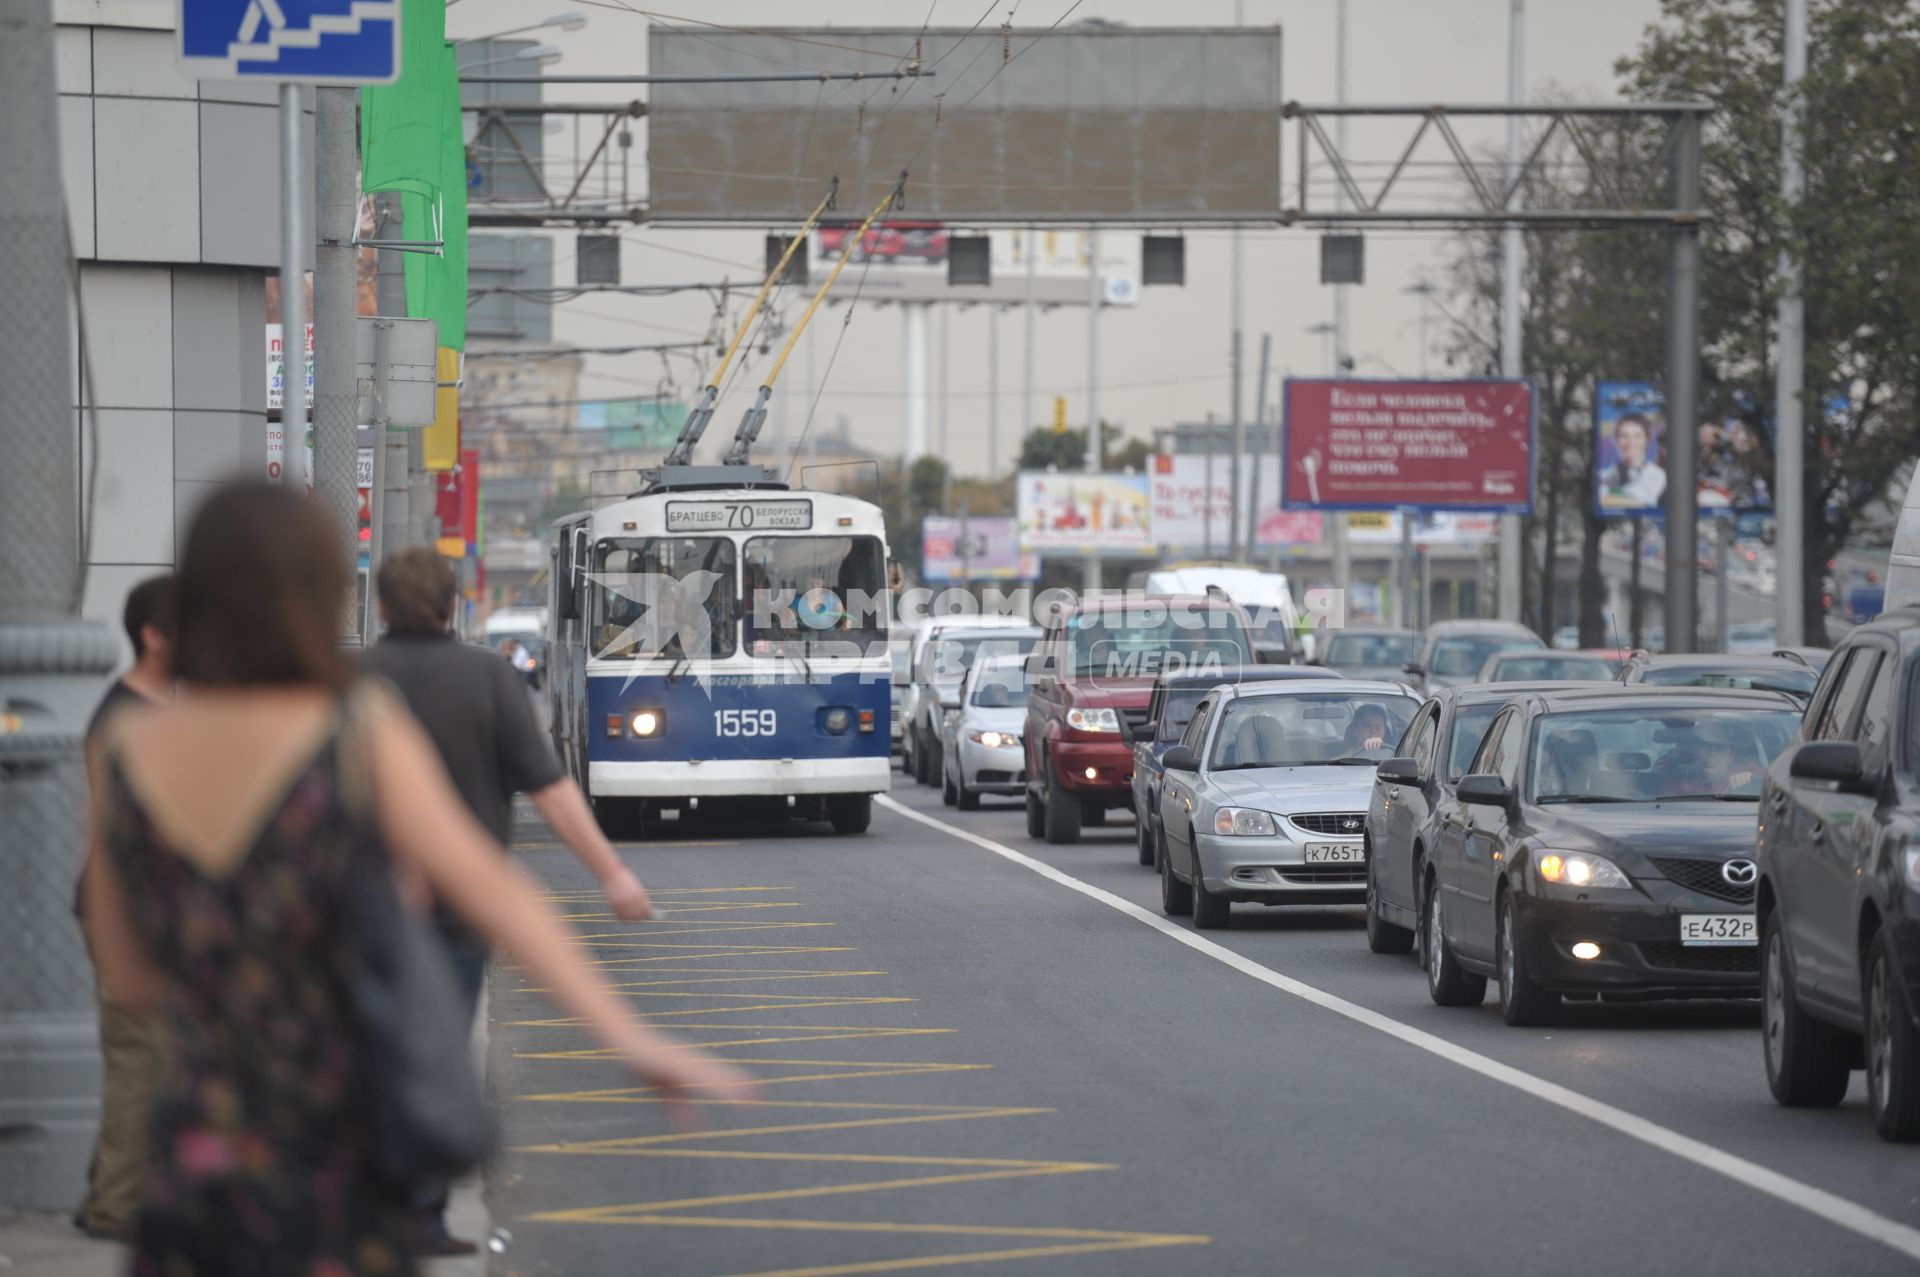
[665,500,812,532]
[715,709,779,737]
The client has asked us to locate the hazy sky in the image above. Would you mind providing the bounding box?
[448,0,1669,477]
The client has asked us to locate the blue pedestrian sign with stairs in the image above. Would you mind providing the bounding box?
[176,0,402,84]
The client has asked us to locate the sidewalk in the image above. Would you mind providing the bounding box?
[0,1182,488,1276]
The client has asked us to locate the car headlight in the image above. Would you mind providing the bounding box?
[1535,850,1631,889]
[969,729,1020,748]
[942,707,962,729]
[630,709,664,738]
[1213,807,1278,836]
[1066,706,1120,733]
[823,707,852,734]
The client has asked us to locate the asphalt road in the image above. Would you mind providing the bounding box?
[482,775,1920,1277]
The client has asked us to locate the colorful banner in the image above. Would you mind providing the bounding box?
[1282,378,1534,514]
[1594,380,1773,518]
[921,517,1038,582]
[1015,472,1152,552]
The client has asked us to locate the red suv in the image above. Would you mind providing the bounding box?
[1024,594,1256,844]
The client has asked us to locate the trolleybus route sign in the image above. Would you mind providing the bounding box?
[666,500,813,532]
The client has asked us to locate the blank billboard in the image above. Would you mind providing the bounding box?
[646,26,1283,223]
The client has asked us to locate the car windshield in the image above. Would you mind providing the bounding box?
[1206,694,1419,769]
[1431,633,1540,676]
[1161,688,1210,740]
[1531,706,1798,803]
[1068,606,1252,678]
[969,666,1029,708]
[922,634,1037,688]
[743,535,888,654]
[1446,703,1503,780]
[590,537,738,660]
[1324,633,1416,667]
[1640,664,1817,696]
[1487,654,1615,682]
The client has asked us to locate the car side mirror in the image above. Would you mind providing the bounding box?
[1456,774,1512,807]
[1403,662,1425,676]
[1142,719,1158,738]
[1790,740,1869,791]
[1377,757,1420,786]
[1162,745,1198,773]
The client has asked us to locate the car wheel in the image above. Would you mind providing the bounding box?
[941,766,958,807]
[1082,801,1105,828]
[910,732,928,784]
[1191,863,1230,930]
[1364,837,1415,955]
[1159,825,1192,917]
[1025,783,1045,838]
[956,774,981,811]
[826,794,872,835]
[1761,910,1852,1108]
[1865,930,1920,1141]
[1043,773,1082,845]
[1423,875,1487,1007]
[1135,809,1156,867]
[1497,893,1561,1027]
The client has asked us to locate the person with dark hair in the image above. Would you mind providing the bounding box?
[360,545,654,1254]
[73,573,177,1241]
[80,484,752,1275]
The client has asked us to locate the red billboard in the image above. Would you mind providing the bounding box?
[1281,378,1534,514]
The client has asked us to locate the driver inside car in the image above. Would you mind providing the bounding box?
[1343,703,1392,753]
[1660,720,1759,797]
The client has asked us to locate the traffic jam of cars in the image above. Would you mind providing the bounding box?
[899,588,1920,1143]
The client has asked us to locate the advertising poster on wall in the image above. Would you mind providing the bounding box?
[922,517,1038,582]
[1594,380,1773,518]
[1015,472,1152,552]
[1282,378,1535,514]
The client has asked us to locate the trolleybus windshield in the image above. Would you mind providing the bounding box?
[744,535,888,654]
[591,537,739,659]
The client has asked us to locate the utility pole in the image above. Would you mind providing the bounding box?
[0,0,119,1210]
[1774,0,1807,645]
[903,303,927,463]
[1022,226,1036,440]
[1329,0,1351,605]
[280,85,307,481]
[939,302,952,511]
[1497,0,1526,626]
[988,306,1000,475]
[1245,332,1272,555]
[312,86,362,629]
[1229,0,1245,560]
[1663,109,1704,653]
[375,193,410,565]
[1084,227,1102,596]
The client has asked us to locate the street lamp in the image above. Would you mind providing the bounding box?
[1305,321,1336,376]
[454,12,586,43]
[459,43,564,72]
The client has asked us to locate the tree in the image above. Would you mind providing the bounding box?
[1014,421,1145,473]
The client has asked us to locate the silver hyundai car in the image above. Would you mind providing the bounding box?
[1156,680,1423,929]
[940,654,1029,809]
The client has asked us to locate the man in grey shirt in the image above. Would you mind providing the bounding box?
[361,548,652,1254]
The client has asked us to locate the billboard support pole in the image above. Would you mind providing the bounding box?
[1022,227,1036,444]
[1230,264,1244,561]
[988,306,1000,476]
[1497,0,1526,627]
[1714,518,1731,653]
[1663,110,1703,654]
[1247,333,1272,555]
[1084,228,1101,595]
[1329,0,1351,608]
[1774,0,1807,646]
[1396,506,1414,629]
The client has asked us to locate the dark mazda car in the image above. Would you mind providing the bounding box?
[1419,686,1799,1025]
[1757,610,1920,1140]
[1363,680,1610,955]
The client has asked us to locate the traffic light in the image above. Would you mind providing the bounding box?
[1052,396,1068,433]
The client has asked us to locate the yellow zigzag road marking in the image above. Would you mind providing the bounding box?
[537,886,792,900]
[524,1061,992,1101]
[569,922,837,941]
[514,1025,956,1056]
[519,971,885,994]
[518,1104,1042,1145]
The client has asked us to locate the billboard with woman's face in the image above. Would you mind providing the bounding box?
[1594,380,1773,518]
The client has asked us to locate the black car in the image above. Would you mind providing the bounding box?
[1402,620,1544,696]
[1414,686,1800,1025]
[1614,652,1818,704]
[1757,610,1920,1140]
[1363,680,1610,955]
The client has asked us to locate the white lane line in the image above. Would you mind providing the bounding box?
[876,796,1920,1264]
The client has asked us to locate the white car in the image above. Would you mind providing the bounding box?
[902,619,1040,786]
[939,654,1029,810]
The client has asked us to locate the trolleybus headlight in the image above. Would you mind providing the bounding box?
[823,708,852,734]
[630,709,664,738]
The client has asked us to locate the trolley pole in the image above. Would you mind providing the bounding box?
[0,0,119,1208]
